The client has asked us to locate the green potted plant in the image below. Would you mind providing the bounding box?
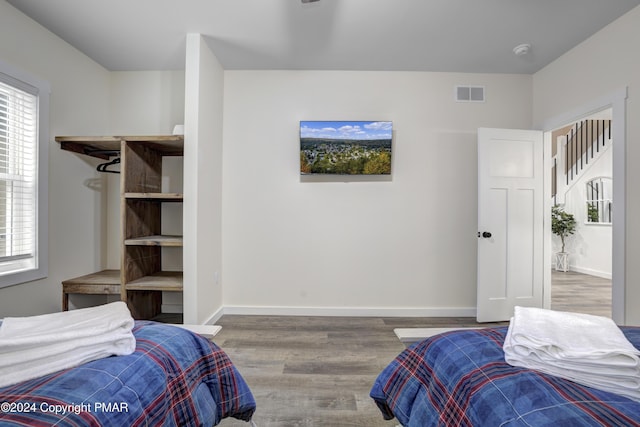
[551,205,576,271]
[587,203,599,222]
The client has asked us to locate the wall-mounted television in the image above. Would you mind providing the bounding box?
[300,121,392,175]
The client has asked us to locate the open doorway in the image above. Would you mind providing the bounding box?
[549,109,612,318]
[542,88,626,324]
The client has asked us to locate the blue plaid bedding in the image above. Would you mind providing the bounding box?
[371,327,640,426]
[0,321,255,426]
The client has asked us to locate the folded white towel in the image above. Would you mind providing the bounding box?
[0,301,136,388]
[0,300,134,347]
[504,306,640,401]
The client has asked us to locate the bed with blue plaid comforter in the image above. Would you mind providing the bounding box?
[371,327,640,426]
[0,321,255,426]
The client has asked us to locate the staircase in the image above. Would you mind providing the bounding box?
[552,119,611,205]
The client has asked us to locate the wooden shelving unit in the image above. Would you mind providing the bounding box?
[61,269,120,311]
[56,135,184,320]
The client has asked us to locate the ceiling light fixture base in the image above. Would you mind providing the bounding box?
[513,43,531,56]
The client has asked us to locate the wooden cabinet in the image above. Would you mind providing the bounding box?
[57,135,184,320]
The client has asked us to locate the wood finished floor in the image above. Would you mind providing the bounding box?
[216,271,611,426]
[550,270,612,318]
[215,315,506,427]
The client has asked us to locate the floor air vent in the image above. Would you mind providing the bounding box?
[455,85,485,102]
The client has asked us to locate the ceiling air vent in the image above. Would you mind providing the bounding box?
[455,85,485,103]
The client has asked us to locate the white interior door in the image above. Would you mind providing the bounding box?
[477,128,544,322]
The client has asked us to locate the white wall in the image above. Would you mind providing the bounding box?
[222,70,532,315]
[533,5,640,324]
[0,1,111,315]
[109,71,185,137]
[557,146,613,278]
[183,34,225,324]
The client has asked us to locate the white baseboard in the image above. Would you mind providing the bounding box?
[178,306,478,325]
[215,305,477,318]
[568,265,612,279]
[203,307,225,325]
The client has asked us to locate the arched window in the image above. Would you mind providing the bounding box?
[585,177,612,224]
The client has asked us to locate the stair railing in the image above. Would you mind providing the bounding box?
[552,119,611,204]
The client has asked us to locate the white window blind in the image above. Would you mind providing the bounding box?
[0,79,37,275]
[0,61,48,288]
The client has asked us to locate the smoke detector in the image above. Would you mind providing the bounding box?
[513,43,531,56]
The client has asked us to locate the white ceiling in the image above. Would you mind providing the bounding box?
[6,0,640,73]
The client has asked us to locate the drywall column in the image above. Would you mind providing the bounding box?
[183,33,224,324]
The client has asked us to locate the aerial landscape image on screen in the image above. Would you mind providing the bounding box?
[300,121,392,175]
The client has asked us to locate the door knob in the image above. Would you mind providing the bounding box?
[478,231,492,238]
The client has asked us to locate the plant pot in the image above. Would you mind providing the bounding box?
[555,252,569,272]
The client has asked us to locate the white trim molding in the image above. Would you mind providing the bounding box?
[210,305,477,320]
[540,87,627,325]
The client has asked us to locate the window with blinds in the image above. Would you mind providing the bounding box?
[0,61,48,288]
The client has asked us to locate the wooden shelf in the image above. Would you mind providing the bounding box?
[62,269,121,286]
[56,137,121,160]
[124,235,183,246]
[56,135,184,159]
[61,270,121,311]
[125,271,183,292]
[125,193,183,202]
